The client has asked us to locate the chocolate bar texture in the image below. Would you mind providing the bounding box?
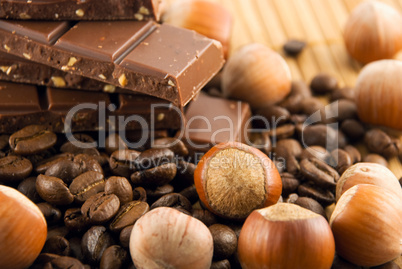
[0,81,183,133]
[0,20,224,107]
[0,0,164,21]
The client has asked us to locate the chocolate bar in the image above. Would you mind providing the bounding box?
[179,93,252,153]
[0,81,183,133]
[0,20,224,107]
[0,0,164,21]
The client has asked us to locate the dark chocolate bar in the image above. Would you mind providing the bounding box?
[0,20,224,107]
[179,93,251,153]
[0,0,164,21]
[0,81,183,133]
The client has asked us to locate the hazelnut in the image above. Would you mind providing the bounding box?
[129,207,213,269]
[0,185,47,269]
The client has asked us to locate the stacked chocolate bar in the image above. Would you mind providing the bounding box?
[0,0,225,138]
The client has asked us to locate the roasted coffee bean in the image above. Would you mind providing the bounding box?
[69,171,105,203]
[0,155,32,183]
[280,172,300,197]
[173,160,196,190]
[297,124,346,151]
[192,209,218,227]
[283,39,306,56]
[43,236,71,256]
[254,105,290,127]
[247,131,272,155]
[109,149,140,178]
[64,208,89,232]
[81,192,120,224]
[152,137,189,157]
[280,80,311,114]
[293,196,327,220]
[18,176,42,203]
[146,184,174,203]
[0,134,9,151]
[105,133,128,155]
[36,174,74,205]
[330,86,355,101]
[104,176,133,205]
[363,153,389,167]
[331,254,362,269]
[299,97,324,116]
[35,153,74,174]
[119,225,133,248]
[51,256,86,269]
[209,224,237,260]
[99,245,128,269]
[297,182,335,206]
[134,148,175,170]
[211,259,231,269]
[45,160,83,184]
[179,185,199,204]
[9,125,57,155]
[340,119,365,141]
[330,149,352,175]
[310,73,338,94]
[74,153,103,174]
[47,226,69,241]
[290,114,308,125]
[300,145,330,163]
[371,261,401,269]
[344,145,361,164]
[267,124,295,140]
[60,133,96,154]
[300,158,339,189]
[109,201,149,232]
[37,202,62,225]
[132,186,147,202]
[365,129,401,158]
[150,193,192,213]
[81,226,115,264]
[131,162,177,186]
[274,139,302,174]
[69,237,85,261]
[335,99,358,122]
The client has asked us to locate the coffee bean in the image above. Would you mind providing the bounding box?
[152,137,189,157]
[254,105,290,127]
[35,153,74,174]
[47,226,69,241]
[209,224,237,260]
[0,134,9,151]
[0,155,32,183]
[69,171,105,203]
[331,99,358,122]
[343,145,361,164]
[64,208,89,232]
[330,149,352,175]
[69,237,85,261]
[36,174,74,205]
[150,193,192,213]
[146,184,174,203]
[300,145,330,163]
[280,172,300,197]
[119,225,133,248]
[81,226,115,264]
[192,209,218,227]
[60,133,96,154]
[179,185,199,204]
[99,245,128,269]
[274,139,302,174]
[299,97,324,116]
[45,159,83,184]
[81,192,120,224]
[365,129,401,158]
[51,256,86,269]
[109,149,140,178]
[105,133,128,155]
[74,153,103,174]
[247,131,272,155]
[173,160,196,190]
[290,114,308,125]
[293,196,327,220]
[340,119,365,141]
[43,236,71,256]
[299,158,339,189]
[37,202,62,225]
[131,162,177,186]
[371,261,401,269]
[297,124,346,151]
[18,176,42,203]
[104,176,133,205]
[331,254,362,269]
[132,186,147,202]
[109,201,149,232]
[280,80,311,114]
[9,125,57,155]
[297,182,335,206]
[134,148,175,171]
[310,73,338,94]
[283,39,306,56]
[363,154,388,167]
[330,86,355,102]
